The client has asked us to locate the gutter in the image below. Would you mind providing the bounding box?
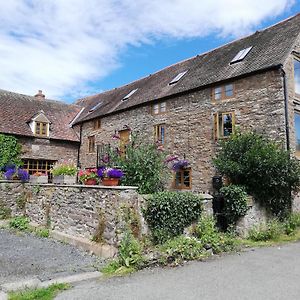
[280,65,290,151]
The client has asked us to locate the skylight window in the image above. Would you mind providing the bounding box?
[169,71,187,85]
[89,102,102,112]
[230,46,252,64]
[122,89,138,101]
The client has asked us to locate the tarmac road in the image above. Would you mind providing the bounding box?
[56,241,300,300]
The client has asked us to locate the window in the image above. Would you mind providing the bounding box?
[152,102,167,115]
[294,59,300,97]
[295,111,300,156]
[119,129,130,155]
[93,118,101,130]
[96,143,111,167]
[122,89,138,101]
[89,102,102,112]
[230,46,252,64]
[169,71,188,85]
[213,112,235,139]
[35,122,48,136]
[154,124,165,144]
[174,168,191,189]
[212,84,234,102]
[22,159,55,179]
[88,136,95,153]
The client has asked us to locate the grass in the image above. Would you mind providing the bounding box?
[8,283,70,300]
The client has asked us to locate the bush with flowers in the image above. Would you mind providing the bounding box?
[51,160,77,176]
[78,168,99,183]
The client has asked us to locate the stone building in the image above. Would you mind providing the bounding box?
[0,89,81,175]
[72,13,300,192]
[0,14,300,192]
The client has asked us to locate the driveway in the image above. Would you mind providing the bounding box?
[0,229,103,284]
[56,241,300,300]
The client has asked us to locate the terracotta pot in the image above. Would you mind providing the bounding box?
[84,178,98,185]
[101,178,119,186]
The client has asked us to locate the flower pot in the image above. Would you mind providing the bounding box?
[84,178,98,185]
[101,178,119,186]
[53,175,77,185]
[30,175,48,184]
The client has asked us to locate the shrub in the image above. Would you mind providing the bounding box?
[220,185,249,225]
[159,236,206,265]
[107,134,169,194]
[143,191,203,243]
[9,216,29,231]
[194,215,237,253]
[214,131,300,218]
[248,220,283,241]
[0,134,22,169]
[283,212,300,235]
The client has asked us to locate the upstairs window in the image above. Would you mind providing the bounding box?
[169,71,187,85]
[35,122,48,136]
[213,112,235,139]
[212,84,234,102]
[154,124,165,144]
[88,136,95,153]
[294,111,300,157]
[230,46,252,64]
[174,168,191,190]
[122,89,138,101]
[93,118,101,130]
[294,59,300,97]
[152,101,167,115]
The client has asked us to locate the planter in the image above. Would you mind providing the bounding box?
[84,178,98,185]
[29,175,48,184]
[52,175,77,185]
[101,178,120,186]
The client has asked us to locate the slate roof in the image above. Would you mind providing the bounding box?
[75,13,300,124]
[0,89,81,142]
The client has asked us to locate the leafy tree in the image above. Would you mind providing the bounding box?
[0,134,22,169]
[214,132,300,218]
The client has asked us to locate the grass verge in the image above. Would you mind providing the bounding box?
[8,283,70,300]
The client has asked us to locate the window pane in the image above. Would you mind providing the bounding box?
[295,60,300,95]
[160,126,165,144]
[183,170,190,187]
[222,114,233,136]
[160,102,166,112]
[225,84,233,97]
[295,112,300,153]
[153,104,159,114]
[214,87,222,100]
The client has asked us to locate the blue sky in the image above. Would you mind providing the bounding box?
[0,1,299,103]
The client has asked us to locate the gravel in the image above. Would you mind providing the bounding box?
[0,229,105,284]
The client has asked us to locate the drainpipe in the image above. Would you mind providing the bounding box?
[280,66,290,151]
[77,124,83,169]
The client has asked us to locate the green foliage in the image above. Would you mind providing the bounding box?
[8,283,70,300]
[0,134,22,168]
[220,185,249,225]
[35,228,50,238]
[248,220,283,241]
[118,231,144,268]
[108,134,169,194]
[9,216,29,231]
[283,212,300,235]
[194,215,237,253]
[159,236,207,265]
[214,131,300,218]
[0,200,12,219]
[143,191,203,243]
[51,161,77,176]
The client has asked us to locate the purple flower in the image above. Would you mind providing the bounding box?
[97,166,105,178]
[101,154,110,164]
[112,134,120,140]
[17,169,29,182]
[165,156,178,163]
[4,168,15,180]
[106,168,124,179]
[172,160,189,171]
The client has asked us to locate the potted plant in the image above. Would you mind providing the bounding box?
[3,165,29,182]
[97,167,124,186]
[51,160,77,184]
[78,169,99,185]
[29,171,48,184]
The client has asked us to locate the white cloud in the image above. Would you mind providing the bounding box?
[0,0,295,100]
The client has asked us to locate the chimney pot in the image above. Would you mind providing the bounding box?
[34,90,45,100]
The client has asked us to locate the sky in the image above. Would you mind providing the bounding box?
[0,1,299,103]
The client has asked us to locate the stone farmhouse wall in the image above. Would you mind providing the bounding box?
[18,136,79,163]
[78,69,286,193]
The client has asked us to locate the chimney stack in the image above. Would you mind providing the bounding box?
[34,90,45,100]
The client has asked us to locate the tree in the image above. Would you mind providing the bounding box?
[214,131,300,218]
